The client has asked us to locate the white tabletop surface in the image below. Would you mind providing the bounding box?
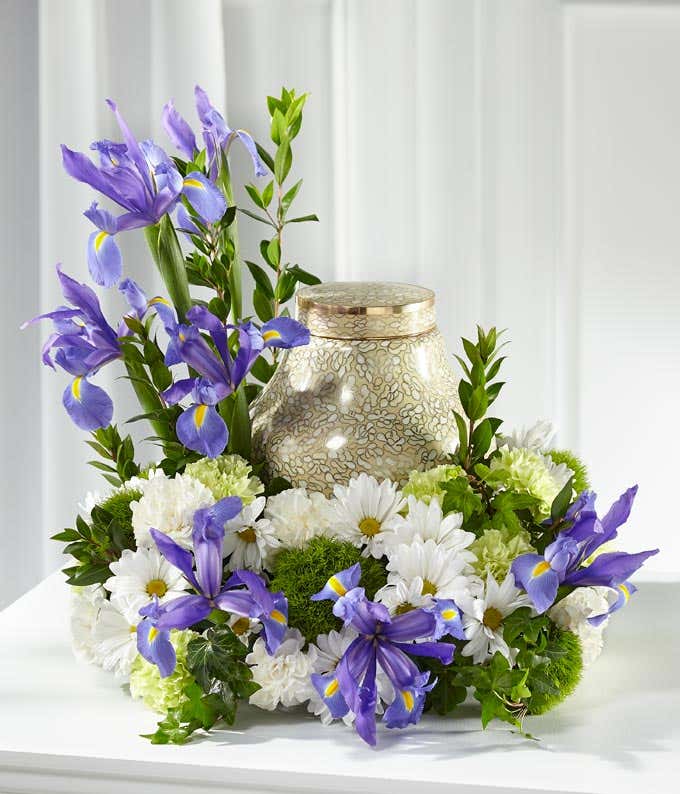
[0,572,678,794]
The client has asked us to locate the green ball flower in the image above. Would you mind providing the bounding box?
[269,537,388,643]
[470,526,535,581]
[548,449,590,494]
[98,488,142,528]
[129,630,197,713]
[526,629,583,715]
[403,464,466,506]
[185,454,263,505]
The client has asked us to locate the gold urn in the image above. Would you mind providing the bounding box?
[250,282,461,494]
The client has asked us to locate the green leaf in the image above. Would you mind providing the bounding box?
[152,216,192,322]
[468,385,488,421]
[286,214,319,224]
[458,380,472,413]
[274,138,292,185]
[262,180,274,208]
[253,290,274,322]
[245,261,275,299]
[238,207,275,227]
[266,237,281,267]
[255,142,275,174]
[551,476,575,522]
[245,183,264,209]
[453,410,468,452]
[228,386,252,459]
[281,179,302,213]
[462,337,482,365]
[286,264,321,286]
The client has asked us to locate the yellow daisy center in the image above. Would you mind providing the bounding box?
[482,606,503,631]
[231,616,251,635]
[238,527,257,543]
[395,602,416,615]
[358,517,381,537]
[421,579,437,596]
[146,578,168,597]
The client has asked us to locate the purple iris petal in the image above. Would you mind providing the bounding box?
[118,278,148,321]
[162,377,195,405]
[392,641,455,665]
[511,553,561,614]
[149,528,200,591]
[137,599,176,677]
[182,171,226,224]
[154,594,212,631]
[193,498,242,597]
[375,642,421,689]
[176,403,228,458]
[231,322,265,385]
[62,376,113,431]
[87,229,122,287]
[311,563,362,602]
[588,580,638,627]
[176,203,201,238]
[261,317,311,350]
[430,599,466,640]
[311,671,350,719]
[162,100,198,160]
[381,608,437,642]
[383,673,433,730]
[564,549,658,587]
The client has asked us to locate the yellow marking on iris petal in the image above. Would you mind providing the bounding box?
[402,690,415,711]
[270,609,286,624]
[619,584,630,601]
[183,178,204,189]
[179,332,186,342]
[146,579,168,597]
[149,296,171,306]
[94,231,109,251]
[532,560,551,578]
[194,404,208,428]
[262,329,282,342]
[71,377,83,401]
[328,576,347,597]
[324,679,339,698]
[441,608,457,621]
[148,626,159,643]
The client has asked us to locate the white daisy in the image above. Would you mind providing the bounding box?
[246,629,317,710]
[104,546,189,605]
[307,629,393,725]
[222,497,281,572]
[382,496,475,558]
[374,578,432,614]
[265,488,333,550]
[386,538,478,601]
[69,584,106,664]
[227,613,262,646]
[92,593,147,679]
[131,472,214,548]
[548,586,612,668]
[458,573,531,665]
[329,473,405,558]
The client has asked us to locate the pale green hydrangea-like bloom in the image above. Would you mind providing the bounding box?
[129,630,196,713]
[185,454,263,505]
[470,526,535,581]
[488,446,573,518]
[402,464,466,506]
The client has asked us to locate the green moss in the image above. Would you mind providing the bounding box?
[527,629,583,715]
[548,449,590,494]
[98,489,141,528]
[269,537,388,643]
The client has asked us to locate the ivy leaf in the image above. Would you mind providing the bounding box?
[441,477,485,524]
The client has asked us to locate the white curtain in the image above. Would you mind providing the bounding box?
[1,0,678,606]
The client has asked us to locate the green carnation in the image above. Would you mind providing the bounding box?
[269,537,387,643]
[548,449,590,494]
[98,488,141,528]
[129,630,197,713]
[526,628,583,715]
[403,464,465,506]
[488,447,573,518]
[185,454,263,504]
[470,526,535,580]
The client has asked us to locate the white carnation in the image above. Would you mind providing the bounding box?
[499,420,556,452]
[246,629,316,710]
[69,584,106,664]
[79,468,163,517]
[264,488,333,550]
[549,587,611,668]
[131,472,214,548]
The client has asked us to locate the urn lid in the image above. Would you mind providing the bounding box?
[296,281,436,340]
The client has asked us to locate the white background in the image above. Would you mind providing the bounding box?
[0,0,677,606]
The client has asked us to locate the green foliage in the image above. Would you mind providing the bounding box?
[452,326,507,471]
[86,426,140,488]
[526,629,583,715]
[143,625,259,745]
[269,538,387,642]
[549,449,590,494]
[53,489,141,586]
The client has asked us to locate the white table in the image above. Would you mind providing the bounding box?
[0,573,677,794]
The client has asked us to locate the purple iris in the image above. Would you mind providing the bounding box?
[22,265,146,431]
[137,597,176,678]
[142,497,288,676]
[163,86,266,181]
[62,99,225,286]
[512,487,658,614]
[161,306,310,458]
[310,564,456,746]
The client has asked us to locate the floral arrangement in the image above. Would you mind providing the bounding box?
[24,85,658,748]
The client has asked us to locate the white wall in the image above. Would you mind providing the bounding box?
[1,0,677,605]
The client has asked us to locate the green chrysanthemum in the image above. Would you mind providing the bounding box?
[129,630,197,713]
[488,447,573,518]
[526,628,583,715]
[98,488,142,528]
[185,454,263,505]
[269,537,387,643]
[470,526,535,580]
[403,464,466,506]
[548,449,590,494]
